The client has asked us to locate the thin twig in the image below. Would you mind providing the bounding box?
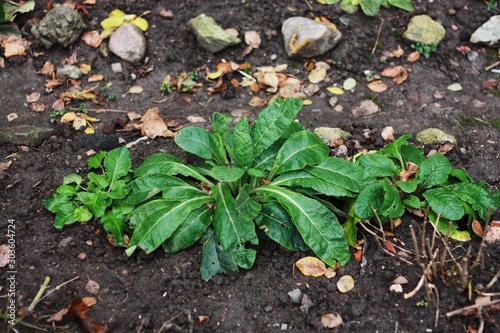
[474,207,493,269]
[446,299,500,317]
[158,312,182,333]
[410,225,423,268]
[485,269,500,291]
[67,107,135,113]
[38,277,80,303]
[27,277,51,313]
[485,60,500,71]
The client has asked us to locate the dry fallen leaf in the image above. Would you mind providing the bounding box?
[447,83,463,91]
[0,244,10,267]
[321,313,343,328]
[385,240,396,254]
[7,113,18,121]
[399,162,418,181]
[392,276,409,284]
[343,78,356,90]
[133,107,175,139]
[245,31,261,49]
[295,256,327,277]
[186,115,206,123]
[68,298,107,333]
[381,126,395,141]
[88,74,104,82]
[327,86,344,95]
[248,96,267,107]
[26,92,41,103]
[337,275,355,293]
[308,67,326,84]
[36,61,55,75]
[381,65,403,78]
[471,220,483,237]
[81,30,103,48]
[391,45,404,58]
[47,308,68,322]
[324,267,337,279]
[2,36,31,58]
[30,102,46,112]
[408,51,420,62]
[128,86,144,94]
[367,80,388,92]
[81,296,97,307]
[389,284,403,293]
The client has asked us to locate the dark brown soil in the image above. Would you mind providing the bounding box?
[1,1,499,332]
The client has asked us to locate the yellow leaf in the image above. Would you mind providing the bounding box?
[73,117,87,130]
[79,63,91,74]
[132,17,149,31]
[109,9,126,18]
[295,256,327,277]
[101,16,124,30]
[80,114,100,123]
[447,83,462,91]
[99,28,115,39]
[61,112,77,122]
[128,86,144,94]
[337,275,355,293]
[327,86,344,95]
[123,14,138,23]
[206,70,223,80]
[84,127,95,134]
[308,67,326,84]
[302,99,313,105]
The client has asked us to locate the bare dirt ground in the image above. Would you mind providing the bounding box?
[1,0,499,332]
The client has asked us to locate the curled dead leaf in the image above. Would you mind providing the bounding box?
[367,80,388,92]
[30,102,46,113]
[2,36,31,58]
[484,221,500,244]
[389,284,403,293]
[248,96,267,107]
[391,45,404,58]
[337,275,355,293]
[381,126,395,141]
[295,256,327,277]
[245,30,261,48]
[7,113,18,121]
[471,220,483,238]
[26,92,41,103]
[81,30,103,48]
[408,51,420,62]
[36,61,55,75]
[321,313,343,328]
[88,74,104,82]
[133,107,175,139]
[85,279,100,295]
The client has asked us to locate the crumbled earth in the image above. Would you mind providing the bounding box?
[1,1,499,332]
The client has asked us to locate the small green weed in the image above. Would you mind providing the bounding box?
[317,0,414,16]
[486,0,498,11]
[411,42,437,59]
[108,94,117,101]
[50,109,67,118]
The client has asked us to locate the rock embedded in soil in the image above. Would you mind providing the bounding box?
[415,128,457,145]
[403,15,446,46]
[351,100,380,117]
[31,4,85,48]
[0,125,54,146]
[56,65,82,79]
[470,15,500,46]
[187,14,241,53]
[108,23,147,63]
[314,127,351,146]
[281,16,342,59]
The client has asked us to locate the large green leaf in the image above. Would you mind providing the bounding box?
[388,0,414,11]
[53,203,77,228]
[306,157,375,195]
[269,130,329,179]
[163,206,211,253]
[416,154,451,189]
[77,191,109,218]
[255,185,350,266]
[200,228,239,281]
[175,126,226,164]
[448,182,495,220]
[0,0,34,23]
[125,174,175,205]
[104,147,131,189]
[354,182,384,219]
[251,97,302,157]
[379,134,412,169]
[235,184,262,221]
[126,195,212,255]
[423,188,465,221]
[360,0,381,16]
[87,172,109,189]
[128,199,166,228]
[255,202,309,251]
[212,183,258,250]
[428,210,470,241]
[161,177,206,201]
[229,244,256,270]
[211,166,246,183]
[356,154,398,178]
[134,153,213,185]
[252,138,284,172]
[232,116,254,168]
[401,144,425,166]
[272,170,356,197]
[44,194,71,213]
[380,179,405,218]
[101,205,133,246]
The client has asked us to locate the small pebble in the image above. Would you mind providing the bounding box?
[111,62,122,73]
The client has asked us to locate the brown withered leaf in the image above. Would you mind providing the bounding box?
[81,30,102,48]
[7,113,17,121]
[392,69,408,85]
[245,31,261,49]
[30,102,46,112]
[68,298,107,333]
[438,143,454,154]
[65,52,78,65]
[248,96,267,107]
[391,45,404,58]
[407,51,420,62]
[0,161,12,176]
[45,78,64,90]
[26,92,41,103]
[37,61,55,75]
[47,308,68,322]
[295,256,327,277]
[85,279,100,295]
[52,98,65,110]
[471,220,483,238]
[3,36,31,57]
[133,107,175,139]
[88,74,104,82]
[482,79,499,90]
[367,80,388,92]
[60,85,99,101]
[399,162,419,181]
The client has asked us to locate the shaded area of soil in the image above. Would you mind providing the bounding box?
[1,1,499,332]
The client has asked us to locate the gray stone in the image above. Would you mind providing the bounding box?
[56,65,82,79]
[0,125,54,146]
[31,5,85,48]
[314,127,351,146]
[282,17,342,59]
[109,23,147,63]
[403,15,446,46]
[416,128,457,145]
[470,15,500,46]
[111,63,123,73]
[188,14,241,53]
[287,288,303,304]
[351,100,380,117]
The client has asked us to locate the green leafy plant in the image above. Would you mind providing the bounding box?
[486,0,498,11]
[0,0,35,36]
[317,0,414,16]
[44,98,500,280]
[411,42,437,59]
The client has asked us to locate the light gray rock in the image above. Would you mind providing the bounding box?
[314,127,351,146]
[403,15,445,46]
[31,4,85,48]
[282,17,342,59]
[287,289,303,304]
[0,125,54,146]
[416,128,457,145]
[56,65,82,79]
[188,14,241,53]
[470,15,500,46]
[109,23,147,63]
